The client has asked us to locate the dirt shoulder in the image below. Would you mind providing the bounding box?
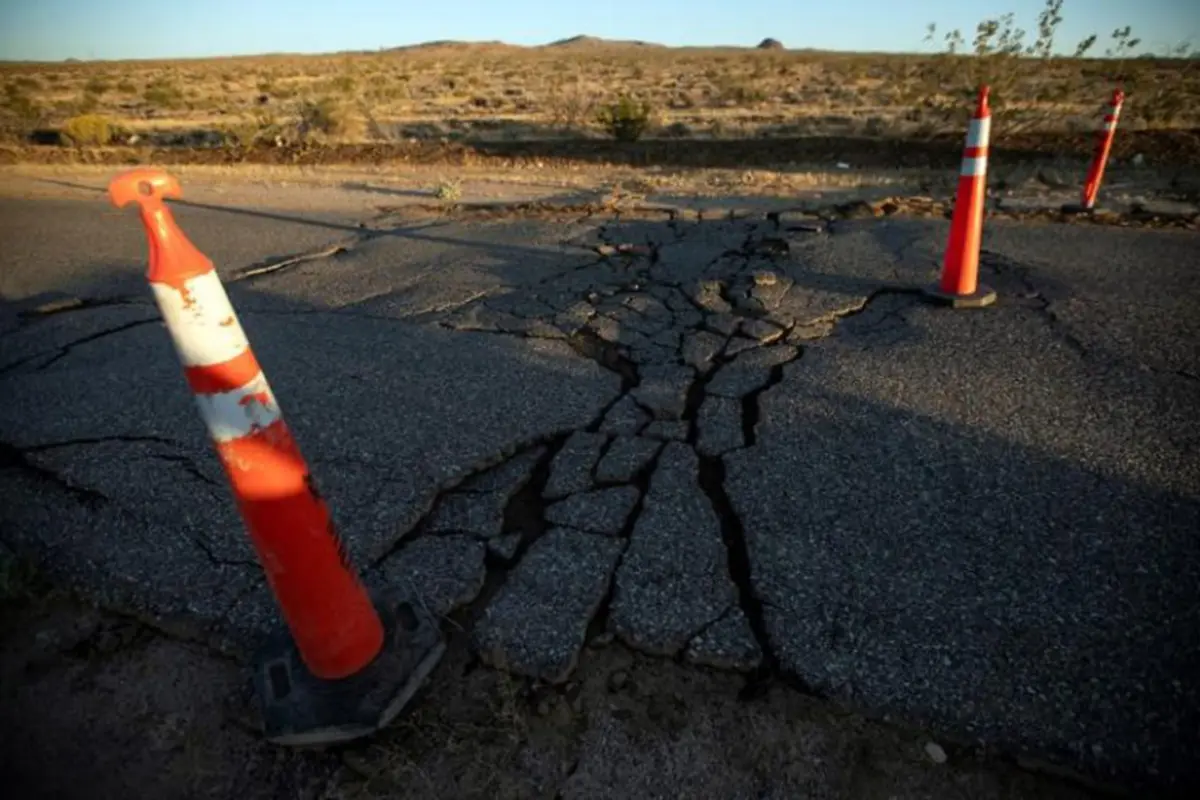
[0,576,1113,800]
[2,155,1196,236]
[5,128,1200,172]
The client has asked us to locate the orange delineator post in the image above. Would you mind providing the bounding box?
[924,86,996,308]
[1080,89,1125,211]
[108,169,384,681]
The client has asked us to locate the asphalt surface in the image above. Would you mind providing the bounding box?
[1,186,1197,792]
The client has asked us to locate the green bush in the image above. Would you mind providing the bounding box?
[596,95,654,142]
[61,114,113,146]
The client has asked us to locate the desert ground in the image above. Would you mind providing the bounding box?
[1,37,1198,171]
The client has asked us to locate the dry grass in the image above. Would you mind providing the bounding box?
[1,43,1197,149]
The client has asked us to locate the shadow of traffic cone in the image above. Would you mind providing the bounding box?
[1063,88,1124,214]
[108,168,445,746]
[924,86,997,309]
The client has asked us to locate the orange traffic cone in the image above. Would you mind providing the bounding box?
[924,86,997,308]
[108,168,444,745]
[1065,88,1124,213]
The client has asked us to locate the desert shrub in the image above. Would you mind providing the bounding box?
[61,114,113,146]
[84,76,110,95]
[222,112,284,148]
[0,89,44,142]
[115,79,137,94]
[717,79,768,105]
[9,75,41,92]
[297,97,363,140]
[434,179,462,201]
[596,95,653,142]
[143,78,184,109]
[75,91,101,114]
[313,74,357,96]
[546,77,596,129]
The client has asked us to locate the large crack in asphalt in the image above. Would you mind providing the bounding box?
[581,443,661,648]
[695,454,777,696]
[420,214,932,692]
[567,328,639,395]
[5,210,951,692]
[455,436,567,623]
[679,330,787,691]
[739,346,804,447]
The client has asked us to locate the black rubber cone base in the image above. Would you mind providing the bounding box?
[252,592,446,746]
[1060,203,1094,215]
[922,283,997,309]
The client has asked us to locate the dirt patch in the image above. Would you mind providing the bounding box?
[0,580,1112,800]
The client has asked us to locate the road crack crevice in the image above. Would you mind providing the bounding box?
[21,433,181,453]
[0,439,109,509]
[445,435,568,636]
[2,318,158,375]
[581,436,661,647]
[226,242,352,282]
[566,328,639,392]
[740,346,804,447]
[695,451,778,697]
[981,250,1089,357]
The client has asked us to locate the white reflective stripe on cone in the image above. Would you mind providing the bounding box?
[192,372,282,442]
[966,117,991,148]
[151,272,250,368]
[960,157,988,176]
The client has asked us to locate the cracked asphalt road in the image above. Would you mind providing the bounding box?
[1,191,1197,793]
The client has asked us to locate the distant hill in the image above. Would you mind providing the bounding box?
[543,35,665,49]
[385,40,516,53]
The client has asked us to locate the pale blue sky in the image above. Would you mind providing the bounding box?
[0,0,1195,61]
